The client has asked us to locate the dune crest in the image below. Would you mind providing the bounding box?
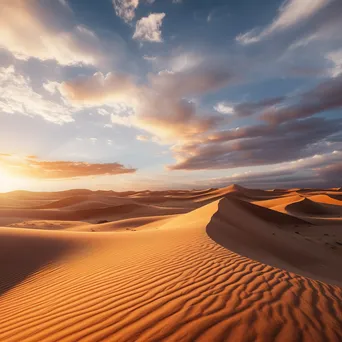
[286,197,341,216]
[0,185,342,341]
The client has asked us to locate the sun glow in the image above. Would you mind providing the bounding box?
[0,167,30,192]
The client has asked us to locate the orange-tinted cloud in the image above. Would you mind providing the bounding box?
[60,62,233,143]
[0,154,136,179]
[60,71,139,106]
[0,0,103,66]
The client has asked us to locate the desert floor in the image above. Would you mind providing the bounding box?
[0,184,342,341]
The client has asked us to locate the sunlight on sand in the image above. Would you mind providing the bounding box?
[0,185,342,341]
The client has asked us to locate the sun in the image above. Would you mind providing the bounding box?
[0,167,29,192]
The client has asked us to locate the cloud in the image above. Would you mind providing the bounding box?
[234,97,285,117]
[131,64,233,142]
[203,151,342,189]
[0,65,74,124]
[136,135,149,141]
[133,13,166,42]
[112,0,139,22]
[262,74,342,124]
[60,59,233,143]
[214,97,285,117]
[214,102,234,115]
[318,161,342,181]
[326,48,342,77]
[237,0,331,44]
[43,81,61,94]
[169,117,342,170]
[143,55,157,61]
[111,113,134,127]
[0,0,103,66]
[58,0,73,12]
[148,66,232,98]
[134,96,222,142]
[0,154,136,179]
[60,71,139,106]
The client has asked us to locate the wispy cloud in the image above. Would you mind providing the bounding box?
[0,65,74,124]
[136,135,149,141]
[0,154,136,179]
[143,55,157,61]
[237,0,331,44]
[214,102,234,115]
[262,74,342,124]
[326,48,342,77]
[0,0,103,65]
[60,71,139,106]
[202,151,342,189]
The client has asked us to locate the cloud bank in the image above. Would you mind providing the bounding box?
[0,154,136,179]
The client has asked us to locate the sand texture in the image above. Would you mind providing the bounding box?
[0,185,342,341]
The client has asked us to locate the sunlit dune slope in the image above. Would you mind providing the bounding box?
[286,197,342,216]
[1,192,342,342]
[308,194,342,206]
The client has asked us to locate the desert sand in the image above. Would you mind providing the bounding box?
[0,184,342,341]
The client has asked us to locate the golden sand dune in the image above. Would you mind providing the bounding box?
[70,215,176,232]
[309,194,342,206]
[0,203,189,225]
[286,197,342,217]
[0,185,342,341]
[253,194,304,209]
[32,195,94,209]
[8,220,86,231]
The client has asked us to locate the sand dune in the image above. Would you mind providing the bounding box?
[252,194,304,209]
[8,220,86,231]
[31,195,93,209]
[227,196,308,226]
[0,185,342,341]
[0,203,189,225]
[309,194,342,206]
[286,197,342,217]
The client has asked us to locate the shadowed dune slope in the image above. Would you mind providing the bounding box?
[206,198,340,284]
[1,186,342,341]
[286,198,342,216]
[0,198,342,342]
[0,229,84,297]
[0,203,189,224]
[229,196,308,226]
[31,195,92,209]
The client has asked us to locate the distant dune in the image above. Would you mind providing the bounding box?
[0,185,342,341]
[286,197,342,216]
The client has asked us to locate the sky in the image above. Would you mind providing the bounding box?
[0,0,342,192]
